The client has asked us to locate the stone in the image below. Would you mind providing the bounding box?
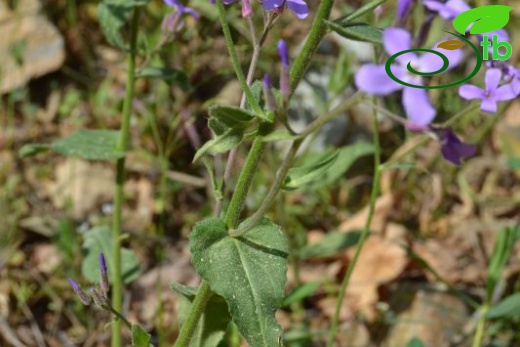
[0,0,65,93]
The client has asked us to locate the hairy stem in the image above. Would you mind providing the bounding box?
[173,282,212,347]
[111,9,140,347]
[289,0,335,95]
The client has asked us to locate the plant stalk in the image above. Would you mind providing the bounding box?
[289,0,335,95]
[327,98,382,347]
[111,8,140,347]
[472,301,490,347]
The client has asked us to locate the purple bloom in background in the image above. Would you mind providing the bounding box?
[163,0,199,33]
[68,278,92,306]
[423,0,470,20]
[209,0,253,18]
[397,0,413,21]
[278,39,290,98]
[439,129,476,165]
[459,68,517,113]
[355,28,462,126]
[263,0,309,19]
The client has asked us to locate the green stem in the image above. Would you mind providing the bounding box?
[111,9,140,347]
[225,122,273,229]
[289,0,335,95]
[472,301,490,347]
[327,98,382,347]
[215,0,264,117]
[173,282,212,347]
[230,139,303,236]
[102,305,132,330]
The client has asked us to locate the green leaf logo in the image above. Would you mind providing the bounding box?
[453,5,513,35]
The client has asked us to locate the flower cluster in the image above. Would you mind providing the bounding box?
[69,253,110,307]
[355,0,520,165]
[210,0,309,19]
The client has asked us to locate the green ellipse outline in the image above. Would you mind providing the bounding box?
[384,31,483,90]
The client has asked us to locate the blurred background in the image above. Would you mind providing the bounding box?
[1,0,520,346]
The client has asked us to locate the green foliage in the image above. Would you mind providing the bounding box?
[135,67,190,91]
[190,217,288,347]
[325,20,383,44]
[335,0,389,24]
[283,151,339,190]
[131,324,153,347]
[486,226,517,299]
[98,0,150,49]
[172,282,232,347]
[487,293,520,319]
[193,106,257,161]
[405,337,426,347]
[81,226,141,284]
[298,141,374,191]
[281,281,321,307]
[20,130,125,160]
[300,231,361,259]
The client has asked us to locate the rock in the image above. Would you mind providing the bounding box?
[0,0,65,93]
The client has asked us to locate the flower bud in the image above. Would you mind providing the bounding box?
[68,278,92,306]
[99,253,109,295]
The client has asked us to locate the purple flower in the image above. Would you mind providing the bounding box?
[278,40,290,98]
[163,0,199,33]
[439,129,476,166]
[423,0,470,20]
[459,68,517,113]
[397,0,413,21]
[68,278,92,306]
[355,28,462,126]
[263,0,309,19]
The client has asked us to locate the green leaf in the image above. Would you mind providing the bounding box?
[283,151,339,190]
[131,324,152,347]
[281,281,321,307]
[20,130,124,160]
[52,129,125,160]
[405,337,425,347]
[486,226,516,298]
[208,105,256,126]
[193,128,245,162]
[300,231,361,259]
[19,143,51,157]
[135,67,189,91]
[453,5,513,35]
[172,282,232,347]
[487,293,520,319]
[81,226,141,284]
[302,141,374,190]
[245,80,264,113]
[336,0,389,24]
[262,130,297,143]
[190,217,288,347]
[325,20,382,44]
[97,0,150,49]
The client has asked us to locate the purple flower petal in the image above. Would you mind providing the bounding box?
[480,99,498,113]
[396,0,412,20]
[402,87,436,125]
[424,0,470,20]
[383,28,414,62]
[286,0,309,19]
[355,64,404,95]
[263,0,283,9]
[485,68,502,91]
[459,84,485,100]
[440,130,476,165]
[494,84,518,101]
[417,41,463,72]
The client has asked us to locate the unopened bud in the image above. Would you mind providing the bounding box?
[99,253,109,295]
[68,278,92,306]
